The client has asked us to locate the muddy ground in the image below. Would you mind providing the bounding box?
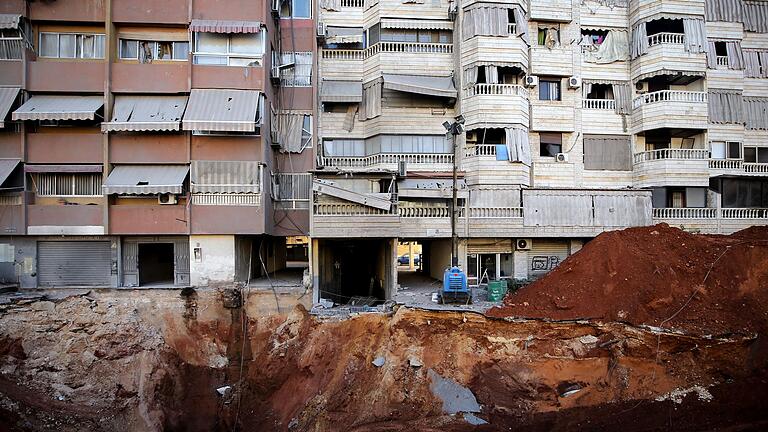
[1,288,767,431]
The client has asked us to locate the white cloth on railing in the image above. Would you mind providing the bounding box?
[464,66,478,87]
[630,22,648,59]
[744,1,768,33]
[708,90,744,124]
[486,65,499,84]
[744,97,768,130]
[504,127,531,165]
[512,6,529,45]
[683,19,707,53]
[705,0,744,22]
[277,113,305,153]
[462,5,509,40]
[744,50,768,78]
[612,83,631,115]
[359,80,382,120]
[320,0,341,11]
[583,30,629,64]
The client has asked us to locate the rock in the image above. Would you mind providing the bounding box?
[408,356,423,368]
[31,301,55,312]
[428,369,481,414]
[372,356,385,367]
[216,385,232,397]
[579,335,599,345]
[463,413,488,425]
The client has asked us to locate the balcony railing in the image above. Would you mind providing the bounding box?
[582,98,616,110]
[647,32,685,47]
[464,144,501,157]
[319,153,453,169]
[716,56,729,67]
[632,90,707,109]
[469,207,523,218]
[363,42,453,58]
[722,208,768,218]
[464,84,528,98]
[507,23,517,34]
[321,49,364,61]
[744,163,768,173]
[633,148,710,163]
[653,207,768,219]
[191,194,261,206]
[341,0,365,7]
[709,159,742,169]
[273,173,311,209]
[314,202,394,216]
[398,206,452,218]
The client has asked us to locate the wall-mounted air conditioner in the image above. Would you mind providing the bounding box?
[316,22,327,40]
[635,81,648,93]
[516,239,531,251]
[555,153,569,163]
[524,75,538,88]
[158,193,178,205]
[568,76,581,89]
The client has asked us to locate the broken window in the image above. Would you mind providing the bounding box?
[744,146,768,163]
[538,79,561,101]
[193,32,265,66]
[31,173,102,197]
[539,133,563,157]
[722,178,768,208]
[39,32,105,59]
[279,52,313,87]
[119,39,188,63]
[301,115,313,149]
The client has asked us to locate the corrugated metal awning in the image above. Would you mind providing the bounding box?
[381,19,454,30]
[191,160,261,193]
[189,19,261,33]
[0,87,20,128]
[0,14,21,30]
[182,89,261,132]
[326,26,364,44]
[382,74,457,98]
[12,95,103,121]
[103,165,189,195]
[320,80,362,103]
[0,159,21,188]
[25,164,103,173]
[102,95,188,132]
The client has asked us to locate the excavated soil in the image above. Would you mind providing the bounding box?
[1,287,767,431]
[488,224,768,336]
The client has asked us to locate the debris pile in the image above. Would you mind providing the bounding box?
[489,224,768,335]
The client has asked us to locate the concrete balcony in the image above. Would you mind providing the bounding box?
[110,134,188,164]
[30,0,105,22]
[630,90,708,133]
[460,32,529,72]
[364,107,455,137]
[191,203,266,235]
[631,33,706,80]
[320,50,364,80]
[0,0,25,14]
[530,46,574,76]
[319,112,364,140]
[462,145,531,187]
[113,0,189,24]
[706,59,744,90]
[652,207,768,234]
[530,102,575,132]
[632,148,710,188]
[319,0,364,24]
[629,0,705,24]
[581,99,626,135]
[27,204,104,235]
[530,0,573,22]
[467,207,525,237]
[363,42,453,77]
[109,205,189,235]
[318,153,453,172]
[709,159,768,177]
[398,204,457,238]
[369,0,451,20]
[112,62,190,93]
[462,84,529,129]
[27,61,105,93]
[312,202,401,238]
[26,132,103,164]
[191,65,265,91]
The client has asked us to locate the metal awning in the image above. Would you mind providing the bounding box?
[182,89,261,132]
[102,95,188,132]
[633,69,705,83]
[320,80,363,103]
[326,26,363,44]
[0,14,21,30]
[381,19,454,30]
[0,159,21,189]
[12,95,103,121]
[382,74,457,98]
[25,164,103,173]
[103,165,189,195]
[0,87,20,128]
[189,19,261,33]
[191,160,261,193]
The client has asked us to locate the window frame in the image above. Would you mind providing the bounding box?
[538,79,562,101]
[279,0,313,19]
[32,173,103,197]
[279,51,313,87]
[38,31,106,59]
[192,31,266,67]
[743,146,768,163]
[726,141,742,159]
[118,39,189,62]
[539,133,563,157]
[301,115,313,149]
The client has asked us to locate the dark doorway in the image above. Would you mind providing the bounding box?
[139,243,175,286]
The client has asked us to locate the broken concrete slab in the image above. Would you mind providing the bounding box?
[372,356,385,367]
[428,369,481,414]
[463,413,488,425]
[408,356,423,368]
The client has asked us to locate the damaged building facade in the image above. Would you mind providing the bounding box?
[0,0,313,288]
[0,0,766,296]
[312,0,768,302]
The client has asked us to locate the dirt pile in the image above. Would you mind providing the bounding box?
[488,224,768,335]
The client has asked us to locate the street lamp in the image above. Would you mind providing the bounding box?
[443,115,465,267]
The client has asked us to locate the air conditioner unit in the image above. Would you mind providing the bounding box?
[398,160,407,177]
[555,153,569,163]
[270,130,281,148]
[568,76,581,89]
[316,22,327,40]
[635,81,648,93]
[158,193,178,205]
[516,238,531,251]
[271,0,280,16]
[524,75,538,88]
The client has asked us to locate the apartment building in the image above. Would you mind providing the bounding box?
[0,0,315,288]
[312,0,768,303]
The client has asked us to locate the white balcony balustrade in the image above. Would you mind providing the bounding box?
[319,153,454,169]
[647,32,685,47]
[464,84,528,98]
[632,90,707,109]
[633,148,710,163]
[321,49,364,61]
[709,159,742,170]
[363,42,453,57]
[340,0,364,7]
[653,207,768,219]
[464,144,500,158]
[468,207,523,218]
[582,98,616,110]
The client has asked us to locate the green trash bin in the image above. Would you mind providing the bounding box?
[487,280,508,302]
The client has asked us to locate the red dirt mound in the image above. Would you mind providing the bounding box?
[487,224,768,335]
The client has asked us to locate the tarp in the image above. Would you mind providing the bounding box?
[103,165,189,195]
[182,89,260,132]
[0,14,20,30]
[320,80,363,103]
[102,95,188,132]
[12,95,103,121]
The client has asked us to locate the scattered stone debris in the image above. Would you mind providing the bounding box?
[408,356,423,368]
[655,386,714,404]
[216,385,232,397]
[428,369,481,414]
[463,413,488,425]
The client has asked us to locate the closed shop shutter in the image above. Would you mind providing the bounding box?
[38,241,111,287]
[467,238,513,254]
[528,240,569,278]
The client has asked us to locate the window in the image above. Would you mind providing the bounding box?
[722,178,768,208]
[301,115,313,149]
[537,25,560,47]
[193,32,265,66]
[279,52,313,86]
[0,28,24,60]
[39,32,105,59]
[119,39,189,63]
[380,29,451,44]
[539,133,563,157]
[744,146,768,163]
[727,141,742,159]
[538,79,561,101]
[280,0,312,19]
[32,173,102,197]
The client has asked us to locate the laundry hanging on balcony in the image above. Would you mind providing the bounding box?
[276,113,306,153]
[504,127,531,166]
[744,50,768,78]
[612,83,631,115]
[583,30,629,64]
[682,19,707,54]
[359,80,382,120]
[708,89,744,124]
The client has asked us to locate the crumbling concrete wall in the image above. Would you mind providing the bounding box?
[190,235,236,287]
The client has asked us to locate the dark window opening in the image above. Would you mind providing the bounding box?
[138,243,175,286]
[538,79,561,101]
[467,128,506,145]
[645,18,684,36]
[744,146,768,163]
[722,179,768,208]
[644,130,671,150]
[540,132,563,157]
[714,41,728,56]
[727,141,741,159]
[586,83,613,99]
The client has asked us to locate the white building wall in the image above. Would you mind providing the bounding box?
[190,235,236,287]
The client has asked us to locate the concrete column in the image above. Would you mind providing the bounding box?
[388,237,398,299]
[513,250,528,280]
[408,241,415,270]
[311,238,320,303]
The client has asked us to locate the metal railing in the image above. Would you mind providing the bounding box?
[469,207,523,218]
[464,84,528,98]
[272,173,311,209]
[632,90,707,108]
[709,159,743,169]
[633,148,710,163]
[464,144,501,157]
[716,56,729,67]
[191,193,261,206]
[582,98,616,110]
[364,42,453,57]
[319,153,453,168]
[321,49,364,61]
[341,0,364,7]
[647,32,685,46]
[653,207,768,219]
[314,202,394,216]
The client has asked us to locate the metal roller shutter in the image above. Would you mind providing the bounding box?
[467,239,513,254]
[38,241,111,287]
[528,240,570,278]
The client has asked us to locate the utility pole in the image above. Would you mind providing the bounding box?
[444,115,465,268]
